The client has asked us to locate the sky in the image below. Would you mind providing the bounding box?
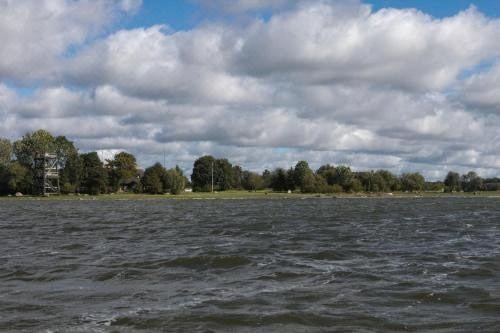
[1,0,500,180]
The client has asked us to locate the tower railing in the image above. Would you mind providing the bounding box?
[34,153,60,195]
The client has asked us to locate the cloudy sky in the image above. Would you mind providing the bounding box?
[1,0,500,179]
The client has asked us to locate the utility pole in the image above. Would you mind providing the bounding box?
[163,148,166,168]
[211,160,214,193]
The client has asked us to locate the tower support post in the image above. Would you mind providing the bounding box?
[34,153,60,196]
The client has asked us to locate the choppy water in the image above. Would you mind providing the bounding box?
[0,197,499,332]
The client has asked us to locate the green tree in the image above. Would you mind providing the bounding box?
[286,167,296,191]
[349,178,363,192]
[81,152,106,195]
[59,153,83,194]
[400,172,425,192]
[242,171,263,191]
[215,158,233,191]
[461,171,483,192]
[375,170,399,192]
[316,164,353,191]
[293,161,313,190]
[191,156,233,192]
[0,164,8,194]
[55,136,81,193]
[270,168,288,191]
[164,167,185,194]
[54,136,78,167]
[316,164,335,183]
[334,166,354,191]
[231,165,243,189]
[300,172,317,193]
[262,169,272,189]
[483,178,500,191]
[142,163,166,194]
[107,152,138,192]
[13,130,56,167]
[0,162,33,194]
[191,155,215,192]
[425,181,444,191]
[444,171,460,192]
[0,138,12,166]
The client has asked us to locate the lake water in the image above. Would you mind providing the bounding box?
[0,197,499,332]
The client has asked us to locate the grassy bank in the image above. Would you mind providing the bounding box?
[1,190,500,201]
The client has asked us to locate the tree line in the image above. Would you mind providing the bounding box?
[0,129,499,195]
[0,130,186,195]
[189,156,499,193]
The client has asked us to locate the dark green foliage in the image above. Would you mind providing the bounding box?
[444,171,460,192]
[270,168,288,191]
[215,158,233,191]
[191,155,233,192]
[13,129,56,168]
[231,165,243,189]
[461,171,483,192]
[9,130,82,194]
[375,170,400,191]
[349,178,363,192]
[81,152,106,195]
[2,162,33,194]
[0,164,8,194]
[317,164,354,191]
[59,153,83,194]
[483,178,500,191]
[286,168,296,191]
[242,171,263,191]
[355,171,380,192]
[262,169,272,189]
[164,167,185,194]
[191,155,215,192]
[300,172,317,193]
[425,181,444,191]
[142,163,166,194]
[400,172,425,192]
[56,138,81,194]
[293,161,313,189]
[0,138,12,166]
[107,152,138,192]
[353,170,401,192]
[54,136,78,167]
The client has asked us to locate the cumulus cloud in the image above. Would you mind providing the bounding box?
[459,61,500,113]
[235,3,500,91]
[67,25,270,104]
[1,0,500,178]
[0,0,141,83]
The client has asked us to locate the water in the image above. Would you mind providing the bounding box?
[0,197,499,332]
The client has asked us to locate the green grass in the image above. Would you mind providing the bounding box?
[1,190,500,201]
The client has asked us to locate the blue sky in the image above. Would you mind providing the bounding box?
[122,0,500,31]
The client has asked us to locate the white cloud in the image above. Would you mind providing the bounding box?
[235,3,500,91]
[68,25,270,104]
[459,61,500,113]
[1,0,500,179]
[119,0,142,14]
[0,0,140,83]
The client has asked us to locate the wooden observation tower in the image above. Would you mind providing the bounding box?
[34,153,60,195]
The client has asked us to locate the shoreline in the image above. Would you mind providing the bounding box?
[1,190,500,201]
